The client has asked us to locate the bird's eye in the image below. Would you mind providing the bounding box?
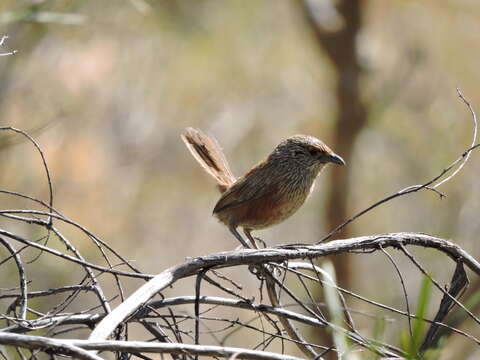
[308,148,319,157]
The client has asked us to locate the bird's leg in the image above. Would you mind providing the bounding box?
[229,226,251,248]
[244,229,260,249]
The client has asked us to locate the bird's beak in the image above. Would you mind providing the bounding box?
[327,153,345,166]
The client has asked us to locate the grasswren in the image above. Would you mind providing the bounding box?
[182,127,344,248]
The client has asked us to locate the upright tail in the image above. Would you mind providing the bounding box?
[181,127,236,193]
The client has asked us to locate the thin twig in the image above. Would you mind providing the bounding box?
[195,268,209,355]
[400,245,480,326]
[434,88,477,188]
[318,89,479,243]
[0,127,54,224]
[0,238,27,320]
[379,245,413,339]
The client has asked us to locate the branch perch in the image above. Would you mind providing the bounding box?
[89,232,480,343]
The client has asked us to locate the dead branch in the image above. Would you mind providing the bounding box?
[0,333,103,360]
[89,232,480,344]
[0,333,305,360]
[420,262,468,352]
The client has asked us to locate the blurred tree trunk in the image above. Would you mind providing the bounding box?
[299,0,367,291]
[297,1,368,357]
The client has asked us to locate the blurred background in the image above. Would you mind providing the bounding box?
[0,0,479,358]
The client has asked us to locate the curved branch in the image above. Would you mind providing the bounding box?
[0,127,54,220]
[0,333,102,360]
[3,296,326,334]
[433,88,477,188]
[1,313,103,334]
[89,232,480,343]
[146,296,325,328]
[0,228,150,279]
[0,333,304,360]
[0,237,27,320]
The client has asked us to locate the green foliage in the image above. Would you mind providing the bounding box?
[367,318,386,359]
[399,284,480,358]
[400,276,432,359]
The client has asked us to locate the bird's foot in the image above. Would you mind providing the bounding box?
[254,237,267,248]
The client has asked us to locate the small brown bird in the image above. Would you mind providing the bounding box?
[181,127,345,248]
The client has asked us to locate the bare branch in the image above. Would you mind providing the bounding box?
[0,333,305,360]
[433,88,477,188]
[420,262,468,353]
[0,333,102,360]
[89,232,480,343]
[0,127,54,221]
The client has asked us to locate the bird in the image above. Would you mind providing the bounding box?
[181,127,345,249]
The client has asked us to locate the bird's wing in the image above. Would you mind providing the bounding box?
[213,160,275,214]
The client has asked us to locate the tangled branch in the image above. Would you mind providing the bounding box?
[0,89,479,359]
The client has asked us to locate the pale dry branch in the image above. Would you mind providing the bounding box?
[89,232,480,346]
[0,333,304,360]
[0,333,103,360]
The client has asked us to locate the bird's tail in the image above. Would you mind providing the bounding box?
[181,127,236,193]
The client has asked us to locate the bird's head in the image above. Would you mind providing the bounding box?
[271,135,345,169]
